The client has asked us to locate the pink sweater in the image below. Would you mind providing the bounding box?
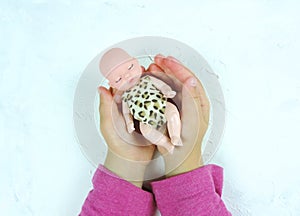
[80,164,231,216]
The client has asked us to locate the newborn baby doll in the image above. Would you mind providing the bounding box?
[99,48,182,153]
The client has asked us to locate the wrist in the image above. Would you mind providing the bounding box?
[104,150,147,188]
[166,159,203,178]
[164,146,203,178]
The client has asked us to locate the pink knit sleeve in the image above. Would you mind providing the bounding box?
[79,165,155,216]
[151,164,231,216]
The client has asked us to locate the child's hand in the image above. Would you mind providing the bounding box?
[98,87,155,187]
[148,55,210,177]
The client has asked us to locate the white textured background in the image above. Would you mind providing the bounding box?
[1,0,300,215]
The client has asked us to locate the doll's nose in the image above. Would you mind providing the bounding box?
[124,73,130,78]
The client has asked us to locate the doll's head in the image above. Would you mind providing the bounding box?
[99,48,142,91]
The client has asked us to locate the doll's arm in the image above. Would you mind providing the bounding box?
[149,76,176,98]
[122,101,135,133]
[114,90,124,103]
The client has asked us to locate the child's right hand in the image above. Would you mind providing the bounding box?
[149,55,210,177]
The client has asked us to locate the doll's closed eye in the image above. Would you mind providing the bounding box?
[128,64,134,70]
[115,77,122,83]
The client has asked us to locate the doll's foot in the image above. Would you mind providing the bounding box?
[126,122,135,133]
[157,139,174,154]
[167,145,175,154]
[171,136,183,146]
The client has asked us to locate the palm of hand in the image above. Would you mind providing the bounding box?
[147,57,210,176]
[100,89,155,163]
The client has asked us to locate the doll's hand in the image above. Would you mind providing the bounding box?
[161,85,176,98]
[98,87,155,187]
[113,89,124,104]
[164,90,176,98]
[114,94,122,103]
[148,55,210,177]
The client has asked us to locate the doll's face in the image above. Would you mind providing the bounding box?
[107,58,142,91]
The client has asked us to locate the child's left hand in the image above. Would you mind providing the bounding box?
[98,86,155,187]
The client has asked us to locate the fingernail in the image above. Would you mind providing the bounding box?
[188,77,197,87]
[167,56,181,64]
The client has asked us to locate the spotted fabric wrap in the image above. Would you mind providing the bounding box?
[122,75,167,129]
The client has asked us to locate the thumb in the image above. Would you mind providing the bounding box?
[154,55,191,83]
[181,77,203,127]
[98,86,114,130]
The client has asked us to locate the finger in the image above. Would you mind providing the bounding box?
[98,86,113,130]
[147,61,183,94]
[149,70,175,88]
[98,86,113,110]
[181,77,203,127]
[183,76,210,123]
[200,89,210,123]
[147,63,163,72]
[153,54,165,68]
[108,87,123,105]
[99,86,130,142]
[186,76,210,123]
[156,55,210,122]
[154,55,197,92]
[155,55,194,83]
[165,56,208,99]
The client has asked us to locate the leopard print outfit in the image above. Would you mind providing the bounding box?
[122,75,167,129]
